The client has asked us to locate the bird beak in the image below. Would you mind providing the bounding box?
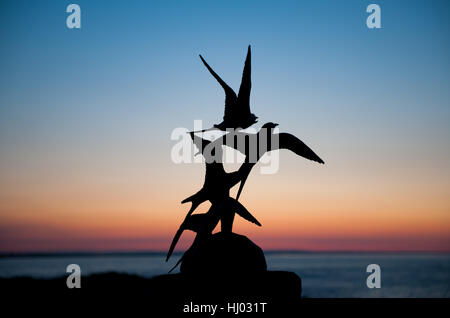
[274,123,279,127]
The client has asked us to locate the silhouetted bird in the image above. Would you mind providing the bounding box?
[167,202,221,265]
[180,132,252,217]
[195,45,258,132]
[209,122,325,199]
[166,197,261,262]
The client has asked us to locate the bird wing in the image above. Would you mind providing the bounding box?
[199,55,238,121]
[236,45,252,119]
[168,255,183,273]
[226,197,261,226]
[180,189,207,217]
[278,133,324,164]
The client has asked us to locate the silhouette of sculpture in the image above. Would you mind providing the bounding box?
[166,46,324,279]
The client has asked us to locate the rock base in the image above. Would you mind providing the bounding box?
[180,232,267,275]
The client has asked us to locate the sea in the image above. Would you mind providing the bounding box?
[0,252,449,298]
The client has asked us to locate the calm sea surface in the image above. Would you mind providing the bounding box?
[1,252,449,298]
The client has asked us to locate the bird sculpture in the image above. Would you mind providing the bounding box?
[166,47,325,274]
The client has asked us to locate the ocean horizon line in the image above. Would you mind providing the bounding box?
[1,249,449,258]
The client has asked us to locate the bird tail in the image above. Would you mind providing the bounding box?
[182,190,202,204]
[166,227,184,262]
[181,194,194,204]
[236,174,248,200]
[168,256,183,273]
[236,162,254,200]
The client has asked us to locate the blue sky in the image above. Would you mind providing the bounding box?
[1,0,449,178]
[1,0,449,142]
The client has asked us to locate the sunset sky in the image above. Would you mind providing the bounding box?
[1,0,449,253]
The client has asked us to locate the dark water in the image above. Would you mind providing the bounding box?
[0,252,449,298]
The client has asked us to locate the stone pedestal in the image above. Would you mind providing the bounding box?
[180,232,267,275]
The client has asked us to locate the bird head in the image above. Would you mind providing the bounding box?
[262,122,279,130]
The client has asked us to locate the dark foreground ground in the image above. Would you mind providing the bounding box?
[1,271,447,316]
[1,271,302,315]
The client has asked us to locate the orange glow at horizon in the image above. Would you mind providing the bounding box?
[1,154,449,253]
